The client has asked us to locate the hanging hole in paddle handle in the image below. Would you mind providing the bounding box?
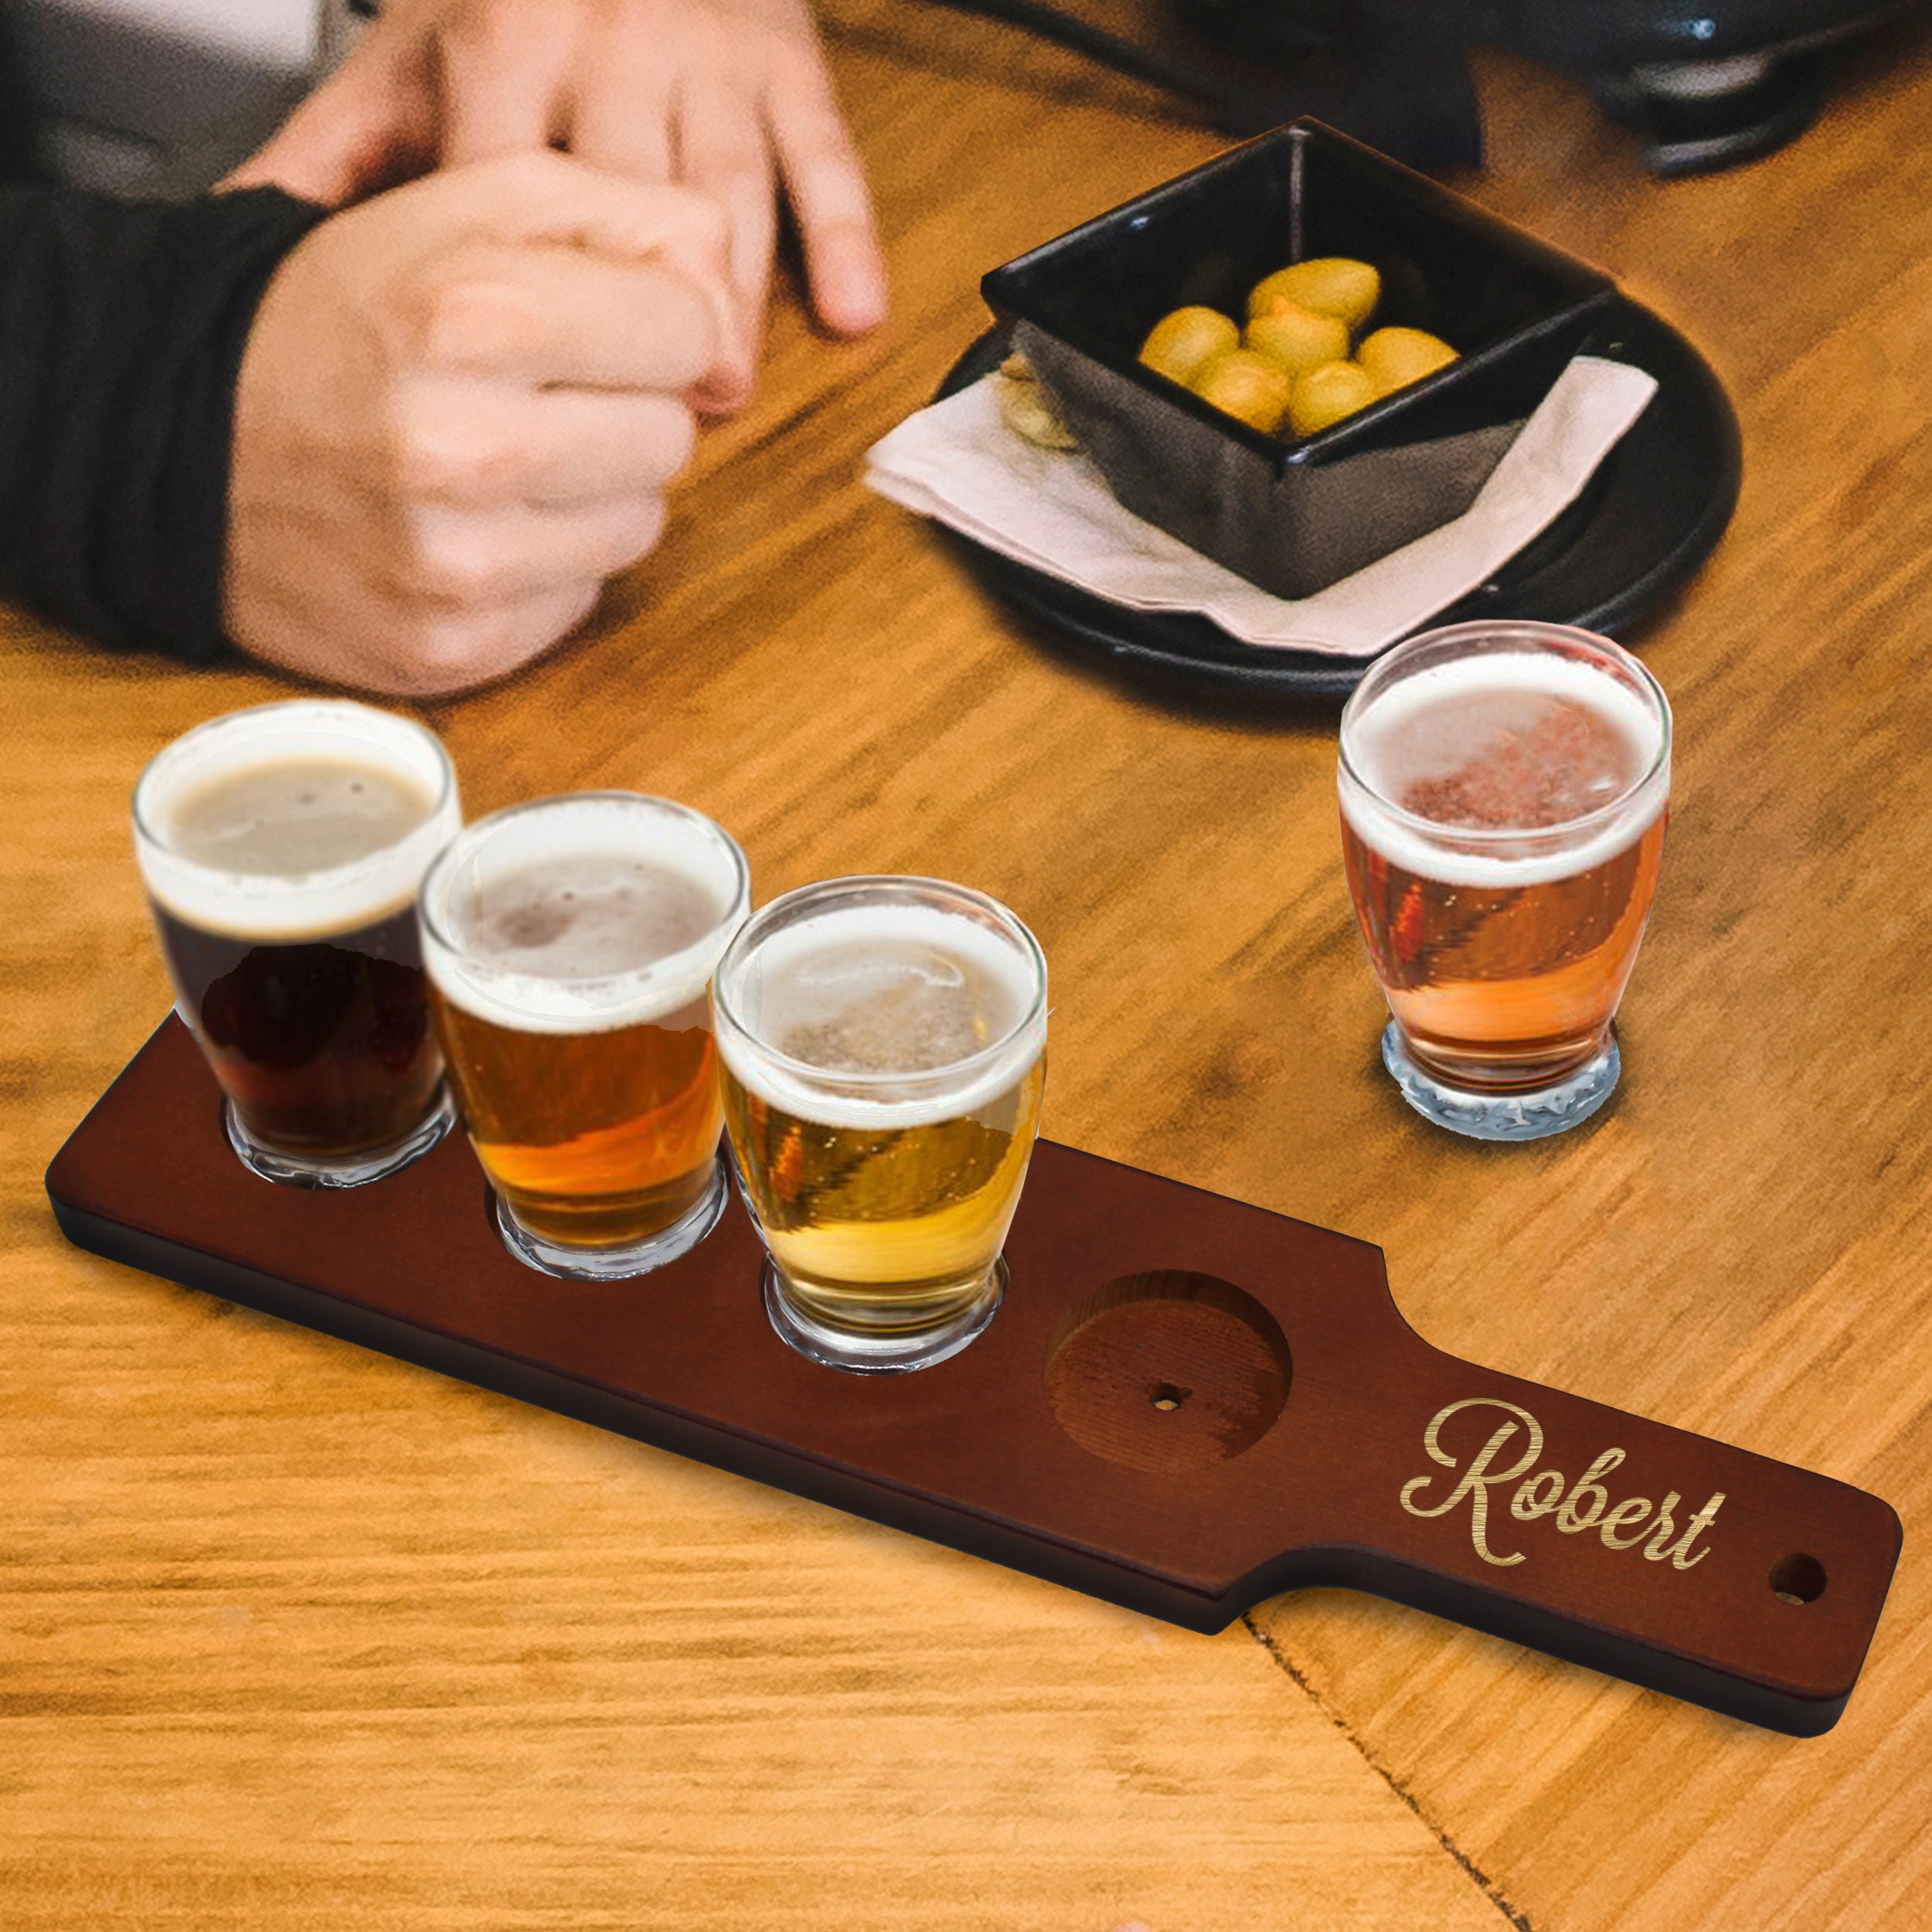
[1770,1552,1828,1605]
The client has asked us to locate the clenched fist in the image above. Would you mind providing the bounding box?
[226,151,742,695]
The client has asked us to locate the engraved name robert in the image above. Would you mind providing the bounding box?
[1400,1397,1725,1570]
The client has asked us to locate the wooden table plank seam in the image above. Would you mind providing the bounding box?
[1244,1614,1542,1932]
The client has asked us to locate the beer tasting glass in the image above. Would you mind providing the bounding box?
[132,700,463,1187]
[712,877,1049,1375]
[417,793,750,1279]
[1338,621,1672,1141]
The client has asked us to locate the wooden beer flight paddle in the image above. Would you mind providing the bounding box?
[48,1017,1900,1736]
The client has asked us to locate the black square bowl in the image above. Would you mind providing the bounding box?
[981,121,1618,602]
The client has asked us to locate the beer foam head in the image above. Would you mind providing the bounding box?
[133,702,459,941]
[714,884,1049,1129]
[1339,648,1668,888]
[420,793,750,1035]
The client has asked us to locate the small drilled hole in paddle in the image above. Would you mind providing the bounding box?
[1770,1553,1828,1606]
[1151,1384,1187,1413]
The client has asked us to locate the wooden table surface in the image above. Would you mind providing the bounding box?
[7,5,1930,1926]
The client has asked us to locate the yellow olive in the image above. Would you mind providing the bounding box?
[1288,359,1378,437]
[1242,301,1349,378]
[995,356,1080,451]
[1357,326,1459,396]
[1248,257,1381,332]
[1138,305,1240,386]
[1190,349,1294,434]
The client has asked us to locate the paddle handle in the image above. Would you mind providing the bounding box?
[1284,1342,1901,1735]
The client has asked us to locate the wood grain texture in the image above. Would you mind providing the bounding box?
[4,0,1930,1924]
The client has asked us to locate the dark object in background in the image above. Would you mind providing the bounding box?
[0,5,43,182]
[917,0,1485,176]
[982,121,1615,600]
[921,0,1923,177]
[9,0,329,195]
[1187,0,1923,175]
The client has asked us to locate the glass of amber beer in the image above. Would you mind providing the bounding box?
[418,794,750,1278]
[133,701,462,1187]
[713,879,1048,1374]
[1338,621,1671,1141]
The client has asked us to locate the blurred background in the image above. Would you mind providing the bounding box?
[9,0,1922,196]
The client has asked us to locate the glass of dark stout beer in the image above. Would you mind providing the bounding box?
[713,878,1049,1373]
[132,702,463,1185]
[417,794,750,1279]
[1338,622,1671,1141]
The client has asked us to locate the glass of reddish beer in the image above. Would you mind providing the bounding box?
[1338,621,1671,1141]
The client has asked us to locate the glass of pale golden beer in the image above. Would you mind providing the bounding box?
[713,877,1049,1374]
[1338,621,1671,1141]
[417,793,750,1278]
[133,701,462,1187]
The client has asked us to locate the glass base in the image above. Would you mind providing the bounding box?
[1381,1023,1620,1142]
[493,1155,729,1280]
[763,1257,1007,1375]
[225,1083,457,1189]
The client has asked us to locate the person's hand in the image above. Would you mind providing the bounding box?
[226,0,888,396]
[225,151,740,696]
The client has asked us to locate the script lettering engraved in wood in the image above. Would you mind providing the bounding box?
[1400,1397,1725,1571]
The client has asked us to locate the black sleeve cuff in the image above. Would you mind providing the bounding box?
[0,184,328,664]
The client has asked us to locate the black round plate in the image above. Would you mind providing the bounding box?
[934,296,1741,702]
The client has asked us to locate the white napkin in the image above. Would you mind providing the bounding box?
[864,355,1658,657]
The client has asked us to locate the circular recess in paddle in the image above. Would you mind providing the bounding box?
[1044,1270,1293,1474]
